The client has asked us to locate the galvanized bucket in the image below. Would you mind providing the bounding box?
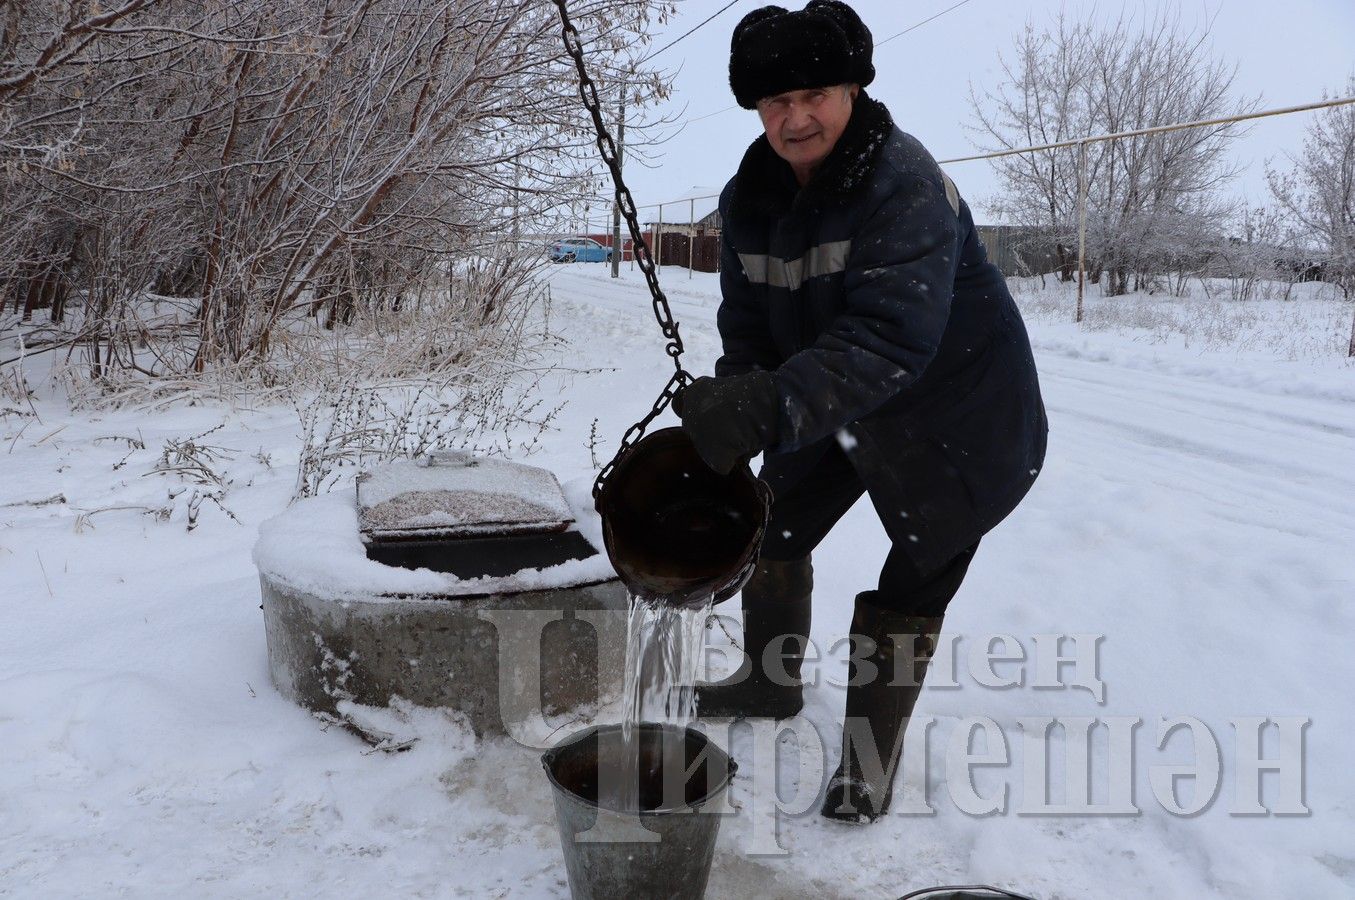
[594,427,772,607]
[542,722,737,900]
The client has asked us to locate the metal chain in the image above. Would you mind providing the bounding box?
[552,0,695,499]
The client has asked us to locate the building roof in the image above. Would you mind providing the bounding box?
[640,186,721,226]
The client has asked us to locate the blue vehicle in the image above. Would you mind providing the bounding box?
[548,237,613,263]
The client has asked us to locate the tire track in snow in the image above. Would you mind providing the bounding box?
[1048,417,1354,543]
[1042,355,1355,440]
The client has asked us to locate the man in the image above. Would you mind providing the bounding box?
[676,1,1048,824]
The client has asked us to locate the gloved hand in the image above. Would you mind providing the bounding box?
[674,371,780,475]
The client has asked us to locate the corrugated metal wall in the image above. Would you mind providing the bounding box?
[656,232,720,272]
[976,226,1064,277]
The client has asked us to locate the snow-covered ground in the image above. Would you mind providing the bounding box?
[1,265,1352,898]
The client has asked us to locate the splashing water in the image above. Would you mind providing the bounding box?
[616,592,714,812]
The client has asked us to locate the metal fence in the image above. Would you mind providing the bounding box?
[939,95,1355,323]
[567,92,1355,336]
[567,196,725,277]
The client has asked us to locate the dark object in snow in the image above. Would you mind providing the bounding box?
[595,427,771,608]
[358,453,597,580]
[365,530,598,580]
[729,1,876,109]
[542,722,736,900]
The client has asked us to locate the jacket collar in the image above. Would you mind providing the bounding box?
[730,91,895,219]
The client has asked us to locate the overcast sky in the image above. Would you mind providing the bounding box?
[599,0,1355,227]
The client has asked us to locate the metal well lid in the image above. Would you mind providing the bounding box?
[356,451,574,542]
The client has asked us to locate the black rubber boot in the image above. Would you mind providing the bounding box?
[821,592,944,824]
[696,556,812,721]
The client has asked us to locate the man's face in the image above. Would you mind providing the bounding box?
[756,84,859,181]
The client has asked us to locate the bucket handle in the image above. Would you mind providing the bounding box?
[897,887,1037,900]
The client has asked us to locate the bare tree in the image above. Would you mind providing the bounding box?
[1,0,675,379]
[1213,203,1298,302]
[968,8,1255,295]
[1267,77,1355,313]
[966,14,1092,281]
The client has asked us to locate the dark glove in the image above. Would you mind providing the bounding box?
[674,371,780,475]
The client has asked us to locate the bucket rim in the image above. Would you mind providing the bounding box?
[540,721,737,816]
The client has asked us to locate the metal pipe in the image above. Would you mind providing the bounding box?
[940,96,1355,165]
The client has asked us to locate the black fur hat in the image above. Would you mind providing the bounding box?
[728,1,875,110]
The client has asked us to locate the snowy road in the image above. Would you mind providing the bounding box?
[543,266,1355,898]
[0,264,1351,898]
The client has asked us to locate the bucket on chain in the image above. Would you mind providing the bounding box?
[595,427,772,608]
[541,722,737,900]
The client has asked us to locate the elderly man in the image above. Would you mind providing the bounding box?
[676,1,1048,823]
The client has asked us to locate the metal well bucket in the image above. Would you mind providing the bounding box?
[541,723,737,900]
[595,427,772,607]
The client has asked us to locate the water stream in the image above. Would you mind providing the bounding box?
[616,592,714,812]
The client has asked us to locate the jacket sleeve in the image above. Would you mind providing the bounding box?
[714,189,780,378]
[770,173,960,451]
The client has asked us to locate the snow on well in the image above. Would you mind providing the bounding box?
[357,454,574,536]
[252,472,616,600]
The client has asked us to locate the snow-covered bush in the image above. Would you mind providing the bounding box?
[287,248,568,499]
[1010,275,1352,359]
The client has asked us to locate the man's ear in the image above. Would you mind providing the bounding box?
[848,83,860,101]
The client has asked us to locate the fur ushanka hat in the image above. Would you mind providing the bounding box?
[728,1,875,109]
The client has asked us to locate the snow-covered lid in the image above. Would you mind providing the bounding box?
[356,452,574,541]
[254,477,615,600]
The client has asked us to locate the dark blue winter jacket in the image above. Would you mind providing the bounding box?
[715,93,1048,573]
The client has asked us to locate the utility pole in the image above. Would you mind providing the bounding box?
[1076,139,1088,325]
[611,77,626,278]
